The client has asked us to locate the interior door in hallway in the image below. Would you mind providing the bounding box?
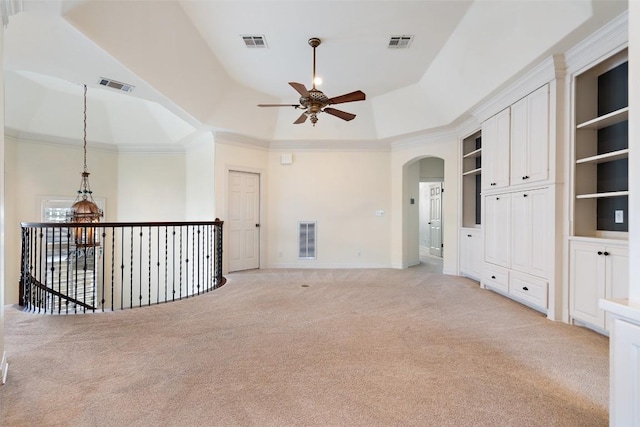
[429,183,443,257]
[228,171,260,272]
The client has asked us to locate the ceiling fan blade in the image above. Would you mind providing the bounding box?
[324,107,356,121]
[327,90,366,105]
[289,82,310,98]
[257,104,300,108]
[293,112,308,124]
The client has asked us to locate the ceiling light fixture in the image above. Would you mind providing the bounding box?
[68,84,103,247]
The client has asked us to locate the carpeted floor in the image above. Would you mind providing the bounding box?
[1,260,609,426]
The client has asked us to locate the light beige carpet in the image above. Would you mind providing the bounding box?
[1,261,609,426]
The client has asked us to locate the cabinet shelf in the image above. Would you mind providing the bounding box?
[577,107,628,130]
[576,149,629,165]
[576,191,629,199]
[463,167,482,176]
[463,148,482,159]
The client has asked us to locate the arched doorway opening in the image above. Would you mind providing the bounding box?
[403,156,445,273]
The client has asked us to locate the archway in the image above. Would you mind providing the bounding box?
[402,156,445,272]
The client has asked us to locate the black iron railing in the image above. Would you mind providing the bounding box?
[20,220,225,314]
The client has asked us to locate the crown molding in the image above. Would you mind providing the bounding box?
[455,116,481,140]
[269,139,390,152]
[565,10,628,75]
[5,128,185,153]
[116,145,184,154]
[471,54,563,123]
[388,126,457,151]
[5,128,118,152]
[214,131,270,151]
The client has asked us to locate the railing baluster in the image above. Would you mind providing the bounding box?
[179,227,183,300]
[148,226,152,306]
[19,220,225,314]
[164,226,168,304]
[172,227,176,302]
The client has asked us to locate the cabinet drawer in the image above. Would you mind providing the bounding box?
[483,264,509,293]
[510,272,548,309]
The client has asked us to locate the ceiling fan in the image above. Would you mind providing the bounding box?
[258,37,366,126]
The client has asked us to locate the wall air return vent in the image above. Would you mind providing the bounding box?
[99,78,135,93]
[242,35,268,48]
[388,35,413,49]
[298,222,316,259]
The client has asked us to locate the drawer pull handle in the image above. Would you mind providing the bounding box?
[523,286,529,291]
[491,275,496,279]
[604,251,610,256]
[523,194,528,197]
[598,251,603,255]
[467,234,472,237]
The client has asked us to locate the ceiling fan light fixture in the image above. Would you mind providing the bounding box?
[257,36,366,126]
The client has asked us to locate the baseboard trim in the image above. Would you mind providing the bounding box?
[1,351,8,385]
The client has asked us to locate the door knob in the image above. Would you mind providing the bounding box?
[255,224,260,228]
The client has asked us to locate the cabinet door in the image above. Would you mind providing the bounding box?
[606,246,629,300]
[485,194,511,268]
[460,229,483,280]
[482,108,510,190]
[459,229,473,275]
[510,188,548,278]
[570,241,606,329]
[510,85,549,185]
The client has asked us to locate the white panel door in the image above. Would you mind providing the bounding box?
[228,171,260,272]
[429,183,442,257]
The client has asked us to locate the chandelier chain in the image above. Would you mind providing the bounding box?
[83,84,88,172]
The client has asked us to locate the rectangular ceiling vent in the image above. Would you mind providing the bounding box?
[99,78,135,93]
[298,222,316,259]
[242,35,268,48]
[388,35,413,49]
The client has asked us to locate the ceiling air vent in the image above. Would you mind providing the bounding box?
[98,78,135,93]
[242,35,267,48]
[388,35,413,49]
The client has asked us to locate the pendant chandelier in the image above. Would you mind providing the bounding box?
[68,84,103,247]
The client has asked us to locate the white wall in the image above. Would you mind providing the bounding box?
[116,152,186,221]
[185,131,216,221]
[0,23,6,383]
[266,149,391,268]
[420,157,444,182]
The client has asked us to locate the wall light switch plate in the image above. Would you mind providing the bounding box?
[615,210,624,224]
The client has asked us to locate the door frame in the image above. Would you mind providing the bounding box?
[224,166,265,274]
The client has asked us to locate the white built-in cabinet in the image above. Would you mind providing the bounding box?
[570,239,628,330]
[481,108,510,190]
[480,82,553,314]
[484,188,550,311]
[510,85,550,185]
[459,228,482,281]
[568,47,629,333]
